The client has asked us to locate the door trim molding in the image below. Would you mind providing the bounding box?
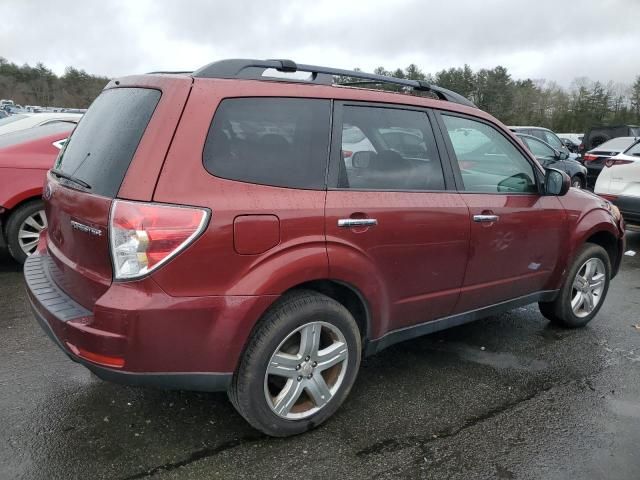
[365,289,559,355]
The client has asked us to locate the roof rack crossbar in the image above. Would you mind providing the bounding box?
[192,59,476,108]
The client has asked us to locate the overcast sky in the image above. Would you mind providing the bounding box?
[1,0,638,87]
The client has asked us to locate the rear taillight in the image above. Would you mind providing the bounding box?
[583,154,598,162]
[605,159,633,168]
[109,200,209,280]
[342,150,353,158]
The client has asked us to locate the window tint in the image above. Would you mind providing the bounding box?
[54,88,161,197]
[522,136,555,159]
[442,115,537,193]
[338,106,445,190]
[203,98,330,189]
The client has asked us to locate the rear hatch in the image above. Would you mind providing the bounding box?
[45,79,191,309]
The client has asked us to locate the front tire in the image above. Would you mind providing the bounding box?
[5,200,46,264]
[539,243,611,328]
[570,175,584,189]
[229,290,361,437]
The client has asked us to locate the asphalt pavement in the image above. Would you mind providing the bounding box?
[1,233,639,480]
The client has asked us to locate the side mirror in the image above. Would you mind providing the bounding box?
[557,150,569,160]
[544,168,570,196]
[352,151,374,169]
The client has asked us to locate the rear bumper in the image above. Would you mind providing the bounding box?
[25,253,277,392]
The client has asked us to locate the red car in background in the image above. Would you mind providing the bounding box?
[0,123,72,263]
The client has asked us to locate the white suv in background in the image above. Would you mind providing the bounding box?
[595,139,640,229]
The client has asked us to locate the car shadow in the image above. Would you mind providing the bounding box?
[0,248,21,273]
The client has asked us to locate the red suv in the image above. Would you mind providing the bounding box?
[25,59,625,437]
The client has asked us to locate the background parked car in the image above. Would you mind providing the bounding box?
[579,124,640,154]
[509,126,577,160]
[594,139,640,229]
[583,136,638,188]
[0,123,72,263]
[516,133,587,188]
[557,133,583,153]
[0,112,82,136]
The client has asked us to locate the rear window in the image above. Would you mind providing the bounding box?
[593,137,636,152]
[54,88,161,197]
[624,141,640,156]
[203,98,331,189]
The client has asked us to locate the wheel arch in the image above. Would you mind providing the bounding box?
[285,279,371,346]
[1,194,44,236]
[584,229,621,278]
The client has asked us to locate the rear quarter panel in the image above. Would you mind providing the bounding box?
[0,167,47,209]
[151,80,329,297]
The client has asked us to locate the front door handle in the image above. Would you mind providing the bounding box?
[338,218,378,228]
[473,214,499,223]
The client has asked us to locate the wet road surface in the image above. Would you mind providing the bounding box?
[1,233,639,479]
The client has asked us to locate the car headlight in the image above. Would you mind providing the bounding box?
[604,201,621,222]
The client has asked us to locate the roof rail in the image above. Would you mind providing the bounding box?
[146,70,193,75]
[192,59,476,108]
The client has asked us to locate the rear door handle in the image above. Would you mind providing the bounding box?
[473,214,499,223]
[338,218,378,228]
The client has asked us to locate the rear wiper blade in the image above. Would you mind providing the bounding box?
[50,169,92,190]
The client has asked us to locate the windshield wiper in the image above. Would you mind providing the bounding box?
[50,169,92,190]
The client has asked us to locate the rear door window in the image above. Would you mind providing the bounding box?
[54,88,161,197]
[336,105,445,191]
[203,98,331,189]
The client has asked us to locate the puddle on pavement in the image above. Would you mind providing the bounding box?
[433,342,548,372]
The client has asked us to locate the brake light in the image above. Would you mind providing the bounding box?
[109,200,209,280]
[605,159,633,168]
[342,150,353,158]
[583,154,599,162]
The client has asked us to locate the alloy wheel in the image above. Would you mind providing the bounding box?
[571,258,605,318]
[18,210,47,256]
[264,321,349,419]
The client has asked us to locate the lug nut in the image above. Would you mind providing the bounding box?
[297,375,303,382]
[307,373,313,379]
[295,364,301,370]
[312,361,317,367]
[305,356,310,361]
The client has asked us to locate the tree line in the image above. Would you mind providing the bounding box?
[1,57,639,134]
[0,57,108,108]
[365,64,640,133]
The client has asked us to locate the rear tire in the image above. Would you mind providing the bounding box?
[5,200,46,264]
[539,243,611,328]
[229,290,361,437]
